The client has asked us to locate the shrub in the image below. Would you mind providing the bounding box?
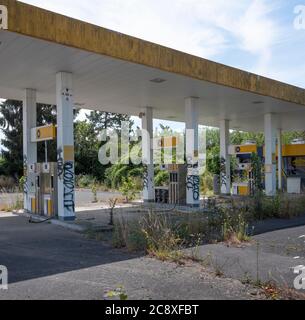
[19,176,26,193]
[140,210,181,253]
[5,194,23,212]
[91,183,98,203]
[112,215,147,252]
[76,174,95,188]
[201,172,214,195]
[250,192,305,220]
[154,170,169,187]
[119,177,138,202]
[0,175,16,193]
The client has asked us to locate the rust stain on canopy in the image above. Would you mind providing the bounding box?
[1,0,305,106]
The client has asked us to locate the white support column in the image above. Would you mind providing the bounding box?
[23,89,37,212]
[277,129,283,191]
[56,72,76,221]
[264,113,277,196]
[185,97,200,207]
[141,106,155,202]
[220,119,231,195]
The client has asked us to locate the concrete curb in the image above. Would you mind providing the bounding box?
[13,211,86,232]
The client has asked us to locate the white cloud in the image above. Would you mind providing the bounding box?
[177,0,281,73]
[22,1,281,67]
[235,0,281,74]
[22,0,231,58]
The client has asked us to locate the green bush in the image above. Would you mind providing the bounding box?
[0,175,16,192]
[119,177,138,202]
[201,172,214,195]
[251,193,305,220]
[154,170,169,187]
[76,174,95,188]
[112,216,147,252]
[126,227,147,252]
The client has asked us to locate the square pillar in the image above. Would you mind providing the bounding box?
[141,107,154,202]
[264,113,277,196]
[56,72,76,221]
[277,129,283,191]
[23,89,37,212]
[185,97,200,207]
[220,119,231,195]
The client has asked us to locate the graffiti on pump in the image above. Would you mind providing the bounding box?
[63,161,75,212]
[220,157,227,188]
[57,148,64,178]
[0,5,8,30]
[23,155,28,195]
[187,175,200,201]
[187,160,200,201]
[57,147,75,212]
[0,265,8,290]
[143,164,149,190]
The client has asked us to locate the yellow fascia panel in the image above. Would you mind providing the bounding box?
[36,125,56,141]
[63,146,75,162]
[233,145,257,154]
[282,144,305,157]
[239,145,257,154]
[48,200,53,216]
[31,197,36,213]
[239,186,249,196]
[162,137,178,148]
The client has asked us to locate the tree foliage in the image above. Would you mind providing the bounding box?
[0,100,24,177]
[86,111,133,131]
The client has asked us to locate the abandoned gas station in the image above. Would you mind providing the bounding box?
[1,1,305,221]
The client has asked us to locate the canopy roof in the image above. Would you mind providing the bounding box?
[0,0,305,131]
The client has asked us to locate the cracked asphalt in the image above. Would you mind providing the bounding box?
[0,214,260,300]
[0,213,304,300]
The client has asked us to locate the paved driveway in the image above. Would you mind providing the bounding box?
[185,225,305,287]
[0,190,123,210]
[0,214,258,300]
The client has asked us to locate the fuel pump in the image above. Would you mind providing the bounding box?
[229,141,263,196]
[39,162,58,217]
[282,139,305,194]
[153,136,187,205]
[30,125,58,217]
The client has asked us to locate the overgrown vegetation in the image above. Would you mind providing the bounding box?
[110,203,252,257]
[108,191,305,258]
[250,192,305,220]
[1,99,305,196]
[0,175,17,192]
[119,177,138,203]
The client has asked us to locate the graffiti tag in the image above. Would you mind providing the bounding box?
[187,161,200,201]
[143,164,149,190]
[220,157,227,188]
[57,148,64,179]
[63,161,75,212]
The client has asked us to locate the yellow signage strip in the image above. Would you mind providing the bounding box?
[31,125,56,142]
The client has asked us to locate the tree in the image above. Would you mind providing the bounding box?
[86,111,133,132]
[84,111,136,182]
[0,100,23,177]
[74,120,105,179]
[0,100,79,178]
[37,104,57,163]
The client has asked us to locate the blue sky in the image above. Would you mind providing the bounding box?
[1,0,305,138]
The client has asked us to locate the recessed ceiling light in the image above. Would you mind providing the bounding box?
[252,100,264,105]
[150,78,167,84]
